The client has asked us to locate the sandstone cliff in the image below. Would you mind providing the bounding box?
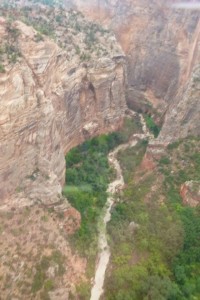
[0,8,127,208]
[159,64,200,142]
[72,0,200,140]
[0,1,199,298]
[0,7,127,298]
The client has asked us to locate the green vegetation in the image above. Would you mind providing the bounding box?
[0,21,21,66]
[144,114,160,137]
[160,138,200,299]
[35,23,54,37]
[75,282,91,300]
[0,63,5,73]
[104,137,200,300]
[0,3,117,63]
[63,132,124,255]
[22,14,55,38]
[32,250,65,296]
[63,133,125,290]
[117,139,148,183]
[121,116,143,139]
[34,32,44,42]
[63,118,142,278]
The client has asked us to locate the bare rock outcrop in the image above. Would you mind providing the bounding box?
[72,0,200,140]
[72,1,197,100]
[0,16,127,208]
[159,64,200,142]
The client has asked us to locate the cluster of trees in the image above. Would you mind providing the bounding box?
[63,117,141,253]
[62,120,200,300]
[104,137,200,300]
[63,132,126,255]
[144,114,160,137]
[32,250,65,298]
[0,21,21,68]
[62,117,144,298]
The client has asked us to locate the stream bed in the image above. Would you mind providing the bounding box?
[90,113,152,300]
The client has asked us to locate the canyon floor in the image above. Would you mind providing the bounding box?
[0,1,200,299]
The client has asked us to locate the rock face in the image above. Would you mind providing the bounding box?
[1,0,199,204]
[159,64,200,142]
[0,16,127,207]
[72,0,200,139]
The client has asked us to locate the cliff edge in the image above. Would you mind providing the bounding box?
[0,7,127,208]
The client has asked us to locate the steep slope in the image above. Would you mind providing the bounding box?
[72,0,200,139]
[159,17,200,142]
[0,7,127,208]
[0,5,127,299]
[159,64,200,142]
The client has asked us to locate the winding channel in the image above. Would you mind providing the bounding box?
[90,112,153,300]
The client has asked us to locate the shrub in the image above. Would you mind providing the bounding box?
[35,33,44,42]
[144,114,160,137]
[0,63,5,73]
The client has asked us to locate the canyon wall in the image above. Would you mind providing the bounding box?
[1,0,200,208]
[0,2,199,298]
[72,0,200,140]
[159,64,200,142]
[0,17,127,208]
[159,16,200,142]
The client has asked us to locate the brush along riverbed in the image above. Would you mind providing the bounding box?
[64,114,200,299]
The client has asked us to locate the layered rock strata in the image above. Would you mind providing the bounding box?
[0,18,126,208]
[72,0,200,140]
[159,64,200,142]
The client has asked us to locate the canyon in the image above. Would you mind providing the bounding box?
[72,0,200,139]
[0,0,199,211]
[0,0,200,299]
[0,5,127,298]
[0,8,126,208]
[90,111,153,300]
